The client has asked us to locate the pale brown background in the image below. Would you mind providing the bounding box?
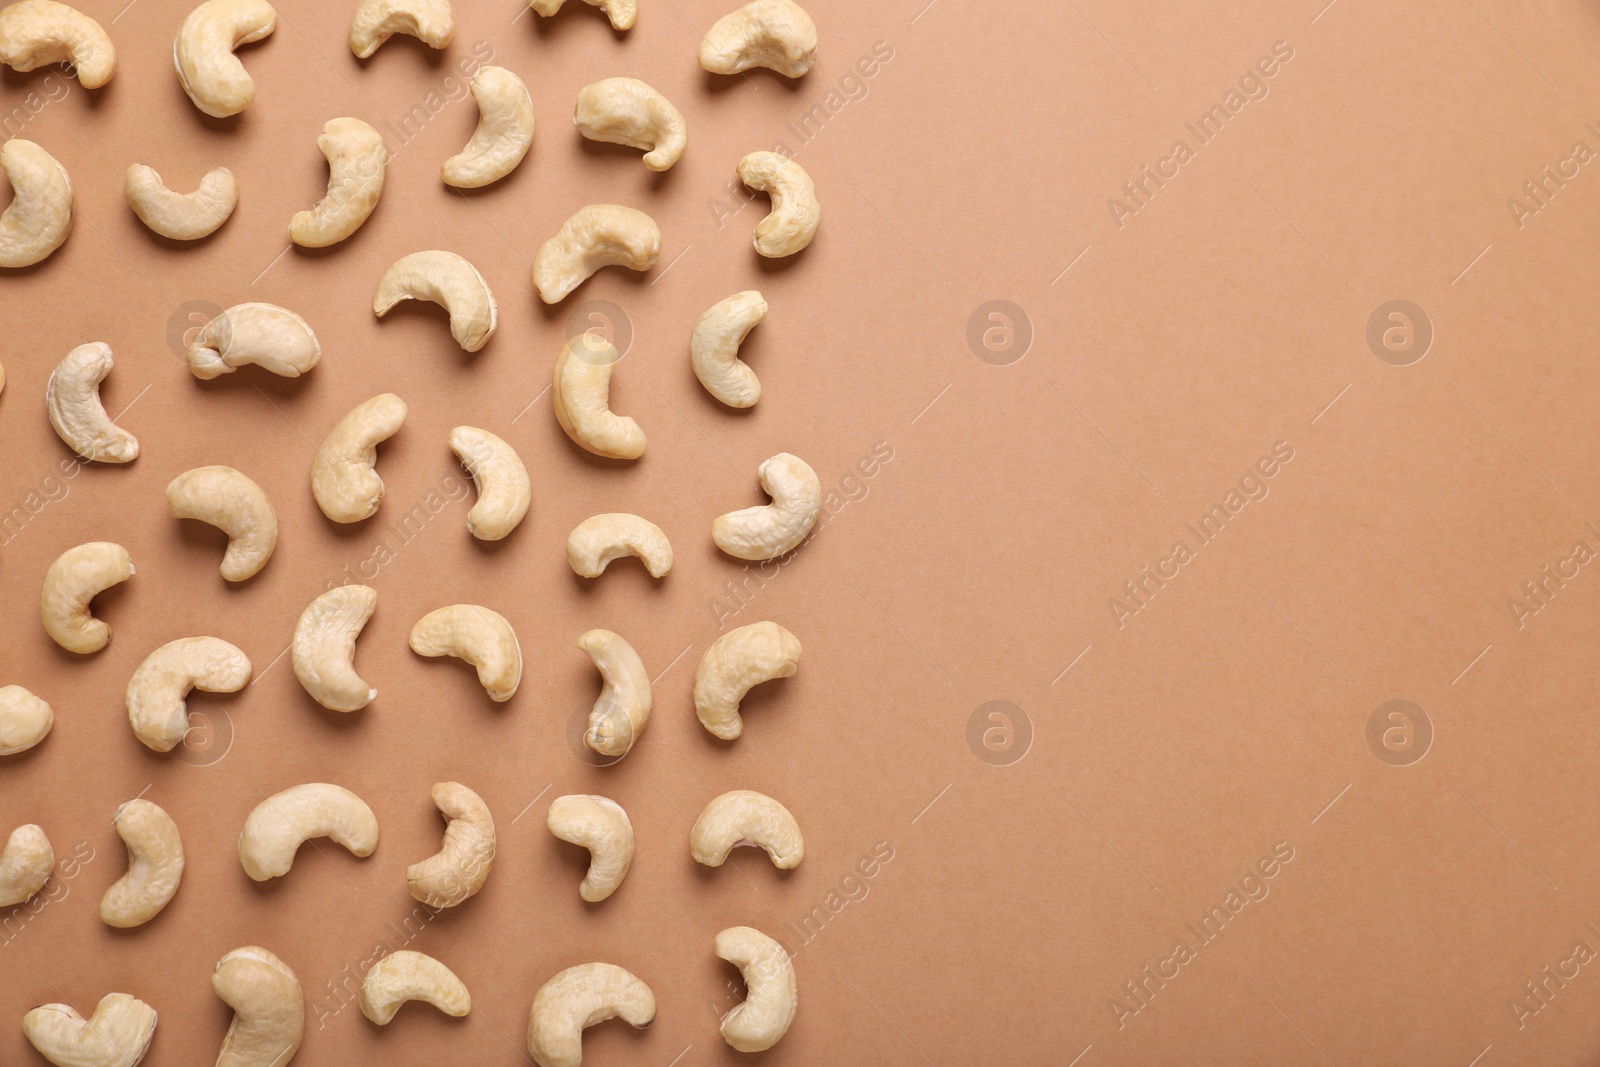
[2,0,1599,1063]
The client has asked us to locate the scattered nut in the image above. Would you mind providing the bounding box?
[690,790,803,869]
[0,823,52,905]
[166,466,278,581]
[712,452,820,560]
[738,151,818,257]
[0,685,51,755]
[186,302,320,379]
[531,204,660,304]
[691,291,768,408]
[577,629,651,759]
[374,250,497,352]
[175,0,276,117]
[311,392,406,524]
[99,798,183,928]
[408,604,522,702]
[291,585,377,712]
[123,164,236,240]
[526,0,633,30]
[361,950,471,1024]
[451,426,529,540]
[715,926,797,1052]
[441,65,533,188]
[552,336,645,460]
[41,541,132,654]
[406,781,494,908]
[289,117,386,247]
[125,636,251,752]
[0,0,114,87]
[213,946,303,1067]
[46,342,136,462]
[526,963,655,1067]
[348,0,453,58]
[699,0,815,77]
[546,794,633,903]
[24,994,156,1067]
[0,138,70,268]
[238,783,378,881]
[573,78,686,171]
[693,621,800,740]
[566,513,671,578]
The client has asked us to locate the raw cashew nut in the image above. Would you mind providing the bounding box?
[408,604,521,702]
[0,685,52,754]
[573,78,685,171]
[552,337,645,460]
[546,795,632,903]
[360,951,470,1024]
[0,0,114,87]
[0,138,71,267]
[566,513,671,578]
[348,0,453,58]
[526,0,634,30]
[526,963,655,1067]
[174,0,276,117]
[213,946,303,1067]
[46,343,137,462]
[451,426,529,540]
[716,926,796,1052]
[238,783,378,881]
[0,824,52,905]
[41,541,132,654]
[124,165,236,240]
[712,453,820,561]
[311,393,406,523]
[694,621,799,740]
[699,0,816,77]
[690,790,803,869]
[24,994,157,1067]
[531,204,660,304]
[289,117,386,247]
[441,65,533,188]
[291,585,377,712]
[125,637,251,752]
[187,302,319,379]
[739,151,818,257]
[577,629,651,759]
[99,799,183,928]
[691,291,767,408]
[166,466,278,581]
[374,250,497,352]
[405,781,494,908]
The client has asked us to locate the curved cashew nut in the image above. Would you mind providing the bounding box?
[527,0,633,30]
[0,823,52,905]
[546,794,633,903]
[531,204,660,304]
[291,585,377,712]
[573,78,686,171]
[441,65,533,188]
[0,685,52,754]
[374,250,497,352]
[125,637,251,752]
[739,151,819,257]
[577,629,651,759]
[41,541,132,654]
[289,117,386,247]
[166,466,278,581]
[124,164,236,240]
[716,926,796,1052]
[552,337,645,460]
[700,0,816,77]
[349,0,453,58]
[99,799,183,928]
[713,452,820,561]
[526,963,655,1067]
[361,951,470,1024]
[690,790,803,869]
[238,783,378,881]
[47,343,137,462]
[213,946,303,1067]
[408,604,521,702]
[24,994,157,1067]
[691,291,767,408]
[0,137,71,268]
[312,392,406,523]
[406,781,494,908]
[175,0,276,117]
[694,621,799,740]
[566,513,671,578]
[186,302,320,379]
[451,426,529,540]
[0,0,114,87]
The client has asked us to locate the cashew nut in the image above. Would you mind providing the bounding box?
[531,204,660,304]
[566,513,671,578]
[41,541,132,654]
[46,343,137,462]
[0,137,71,268]
[291,585,377,712]
[739,151,818,257]
[374,250,497,352]
[166,466,278,581]
[546,795,632,903]
[408,604,521,702]
[441,65,533,189]
[690,790,803,869]
[289,117,386,247]
[577,629,651,759]
[0,0,114,87]
[715,926,796,1052]
[526,963,655,1067]
[99,799,183,928]
[238,783,378,881]
[712,453,819,561]
[125,637,251,752]
[690,291,767,408]
[174,0,276,117]
[699,0,816,77]
[405,781,494,908]
[186,302,321,379]
[213,946,303,1067]
[123,164,236,240]
[552,336,645,460]
[0,824,52,905]
[360,951,470,1024]
[0,685,52,755]
[348,0,453,59]
[693,621,799,740]
[24,994,157,1067]
[451,426,529,540]
[573,78,685,172]
[526,0,633,30]
[311,392,406,524]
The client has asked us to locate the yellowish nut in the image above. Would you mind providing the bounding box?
[124,164,236,240]
[408,604,521,702]
[375,250,497,352]
[716,926,797,1052]
[546,795,632,903]
[551,336,644,460]
[0,137,71,268]
[99,798,183,928]
[451,426,529,540]
[693,621,799,740]
[174,0,276,118]
[526,963,654,1067]
[166,466,278,581]
[289,117,386,247]
[312,393,406,523]
[691,290,767,408]
[361,951,470,1024]
[577,629,650,759]
[238,783,378,881]
[406,781,494,908]
[573,78,685,171]
[690,790,803,869]
[213,946,303,1067]
[442,65,533,188]
[348,0,453,59]
[125,637,251,752]
[566,513,671,578]
[531,204,659,305]
[0,685,52,754]
[187,302,320,379]
[700,0,815,77]
[738,151,818,257]
[24,994,156,1067]
[712,453,820,561]
[41,541,132,654]
[526,0,633,30]
[46,342,137,462]
[291,585,377,712]
[0,823,52,905]
[0,0,114,87]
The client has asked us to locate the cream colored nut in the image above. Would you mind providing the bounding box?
[47,343,136,462]
[187,302,320,380]
[166,466,278,581]
[348,0,453,59]
[375,251,497,352]
[291,585,377,712]
[99,799,183,928]
[715,926,796,1052]
[566,513,671,579]
[312,393,406,523]
[441,65,533,188]
[123,164,235,240]
[0,685,51,754]
[451,426,529,540]
[213,946,303,1067]
[531,204,660,304]
[712,453,819,561]
[690,790,802,869]
[408,604,521,702]
[577,629,650,759]
[406,781,494,908]
[526,963,654,1067]
[289,117,386,247]
[552,337,645,460]
[238,783,378,881]
[0,138,71,267]
[526,0,633,30]
[41,541,132,654]
[24,994,156,1067]
[691,291,767,408]
[546,795,632,903]
[125,637,251,752]
[360,951,470,1024]
[739,151,818,257]
[0,823,52,905]
[573,78,685,171]
[694,621,799,740]
[175,0,275,117]
[700,0,815,77]
[0,0,114,87]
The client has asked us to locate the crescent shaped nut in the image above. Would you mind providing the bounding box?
[693,621,800,740]
[546,794,633,903]
[441,65,533,188]
[213,946,304,1067]
[690,790,803,869]
[312,392,406,523]
[573,78,686,171]
[174,0,276,117]
[166,466,278,581]
[374,250,497,352]
[238,783,378,881]
[712,452,820,561]
[531,204,659,305]
[41,541,132,654]
[551,336,645,460]
[0,0,114,87]
[408,604,522,702]
[0,138,70,268]
[739,151,819,257]
[0,685,52,754]
[0,823,52,905]
[361,951,471,1024]
[526,963,655,1067]
[348,0,454,58]
[716,926,797,1052]
[526,0,634,30]
[699,0,816,78]
[289,116,386,247]
[24,994,157,1067]
[691,290,767,408]
[46,342,137,462]
[291,585,377,712]
[125,637,251,752]
[124,164,236,240]
[577,629,651,759]
[99,798,183,928]
[566,513,671,578]
[186,302,320,379]
[405,781,494,908]
[451,426,529,540]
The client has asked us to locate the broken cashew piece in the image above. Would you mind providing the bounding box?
[99,799,183,928]
[124,165,236,240]
[0,685,52,754]
[126,637,251,752]
[0,824,52,905]
[546,795,633,903]
[289,117,386,247]
[573,78,686,172]
[739,151,819,257]
[691,291,768,408]
[41,541,132,654]
[713,452,820,561]
[451,426,529,540]
[700,0,816,77]
[46,343,138,462]
[566,513,671,578]
[166,466,278,581]
[409,604,522,702]
[526,0,633,30]
[349,0,454,58]
[0,138,70,268]
[694,621,800,740]
[24,994,157,1067]
[691,790,803,869]
[531,204,660,304]
[552,337,645,460]
[175,0,276,117]
[361,951,470,1024]
[291,585,377,712]
[526,963,655,1067]
[213,946,303,1067]
[406,781,494,908]
[577,629,651,759]
[374,250,497,352]
[186,302,320,379]
[238,783,378,881]
[442,65,533,188]
[312,392,406,523]
[0,0,114,87]
[716,926,797,1052]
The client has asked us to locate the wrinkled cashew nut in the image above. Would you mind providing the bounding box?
[699,0,816,77]
[361,951,471,1024]
[0,0,114,87]
[0,685,52,754]
[24,994,157,1067]
[694,621,800,740]
[47,343,137,462]
[0,138,70,268]
[690,790,803,869]
[716,926,797,1052]
[374,250,497,352]
[552,337,645,460]
[289,117,386,247]
[739,151,819,257]
[349,0,454,58]
[691,291,767,408]
[451,426,529,540]
[0,824,52,905]
[124,165,236,240]
[531,204,660,304]
[213,946,303,1067]
[291,585,377,712]
[566,513,671,578]
[175,0,276,117]
[41,541,132,654]
[166,466,278,581]
[99,799,183,928]
[409,604,521,702]
[546,794,633,903]
[239,783,378,881]
[573,78,686,171]
[442,65,533,188]
[577,629,651,759]
[126,637,251,752]
[527,0,634,30]
[312,393,406,523]
[526,963,655,1067]
[406,781,494,909]
[712,453,820,561]
[187,302,319,379]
